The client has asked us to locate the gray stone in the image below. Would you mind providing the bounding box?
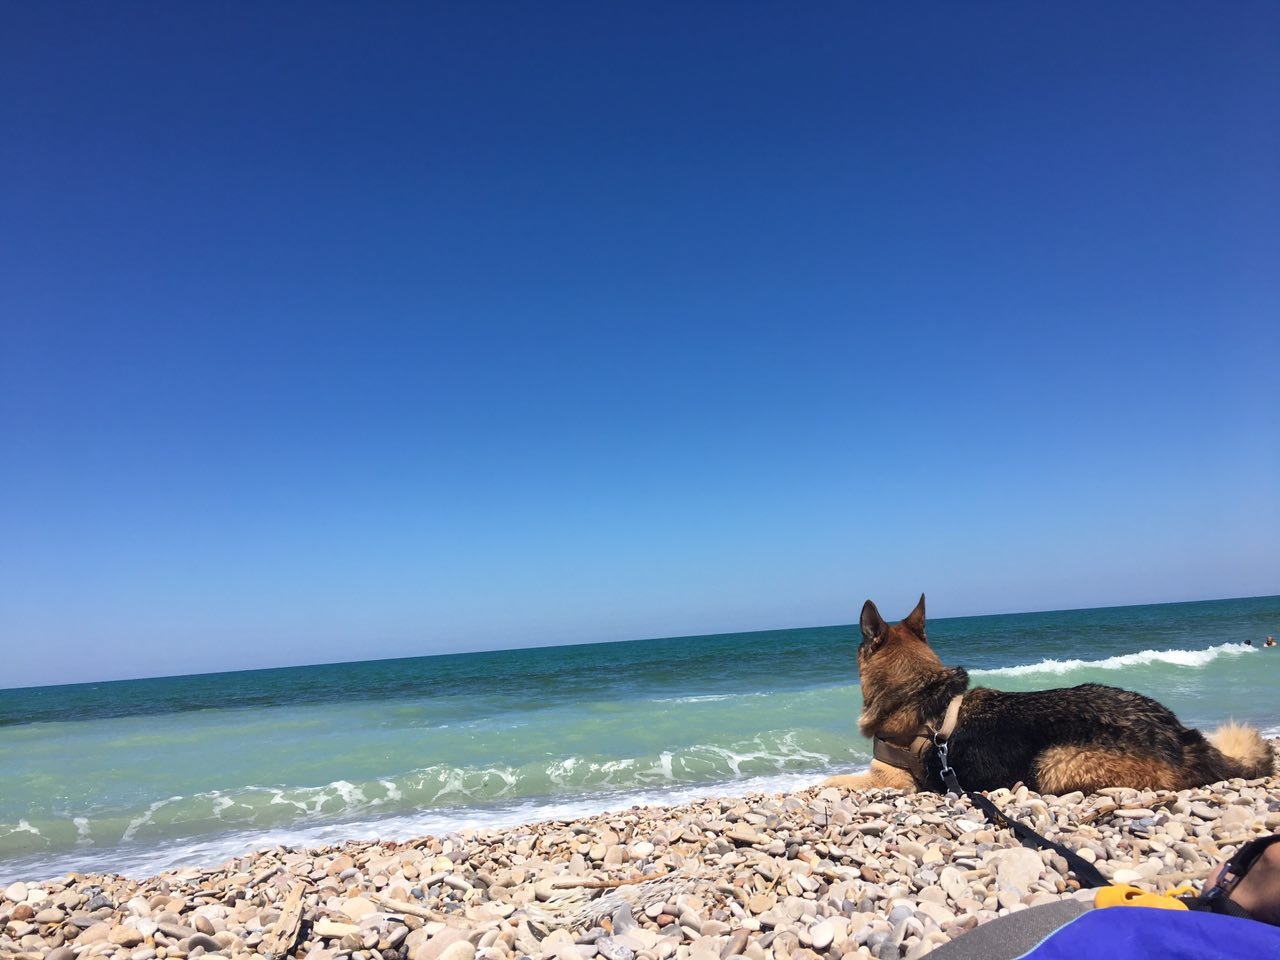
[85,893,114,911]
[184,933,224,952]
[887,903,915,924]
[864,930,891,957]
[612,903,638,933]
[597,936,636,960]
[158,922,197,940]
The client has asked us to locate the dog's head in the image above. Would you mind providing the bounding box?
[855,594,968,738]
[858,593,932,663]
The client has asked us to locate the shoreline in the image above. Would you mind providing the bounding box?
[3,745,1278,960]
[0,772,831,888]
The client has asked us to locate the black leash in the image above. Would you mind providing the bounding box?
[935,737,1110,890]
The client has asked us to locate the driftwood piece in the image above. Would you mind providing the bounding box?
[551,871,669,890]
[260,881,306,958]
[368,892,448,922]
[1077,802,1119,825]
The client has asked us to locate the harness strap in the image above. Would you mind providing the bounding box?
[873,735,929,781]
[872,694,965,784]
[935,692,963,740]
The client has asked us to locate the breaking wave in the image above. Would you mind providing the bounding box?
[971,642,1254,678]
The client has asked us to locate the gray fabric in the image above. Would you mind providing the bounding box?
[927,898,1094,960]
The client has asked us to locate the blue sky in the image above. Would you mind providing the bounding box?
[2,3,1277,688]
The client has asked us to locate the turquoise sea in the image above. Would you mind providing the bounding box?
[2,596,1278,884]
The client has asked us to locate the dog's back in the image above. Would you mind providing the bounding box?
[929,683,1273,794]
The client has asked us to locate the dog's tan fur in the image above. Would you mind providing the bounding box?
[1209,721,1274,774]
[1032,746,1178,794]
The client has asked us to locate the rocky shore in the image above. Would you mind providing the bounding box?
[4,746,1278,960]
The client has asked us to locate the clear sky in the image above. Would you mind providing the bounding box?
[2,3,1277,689]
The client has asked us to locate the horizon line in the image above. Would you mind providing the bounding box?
[3,591,1274,693]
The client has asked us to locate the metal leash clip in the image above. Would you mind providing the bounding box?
[934,733,951,775]
[934,731,964,796]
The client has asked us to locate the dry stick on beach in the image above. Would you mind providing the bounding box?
[1077,802,1119,825]
[367,892,448,922]
[259,881,306,957]
[1076,798,1176,826]
[551,871,670,889]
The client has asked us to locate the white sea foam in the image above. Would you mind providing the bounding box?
[657,751,675,780]
[121,798,179,843]
[332,781,366,809]
[972,642,1252,678]
[547,757,579,783]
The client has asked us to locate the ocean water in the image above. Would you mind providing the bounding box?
[2,595,1278,884]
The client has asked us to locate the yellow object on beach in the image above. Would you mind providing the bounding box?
[1094,883,1197,910]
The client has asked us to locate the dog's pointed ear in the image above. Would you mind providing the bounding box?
[903,593,927,641]
[860,599,888,649]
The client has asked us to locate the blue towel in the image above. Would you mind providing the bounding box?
[1018,906,1280,959]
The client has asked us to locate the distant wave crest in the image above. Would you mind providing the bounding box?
[972,642,1253,678]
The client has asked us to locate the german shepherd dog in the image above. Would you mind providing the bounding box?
[825,595,1274,795]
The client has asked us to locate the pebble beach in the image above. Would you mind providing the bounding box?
[4,742,1277,960]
